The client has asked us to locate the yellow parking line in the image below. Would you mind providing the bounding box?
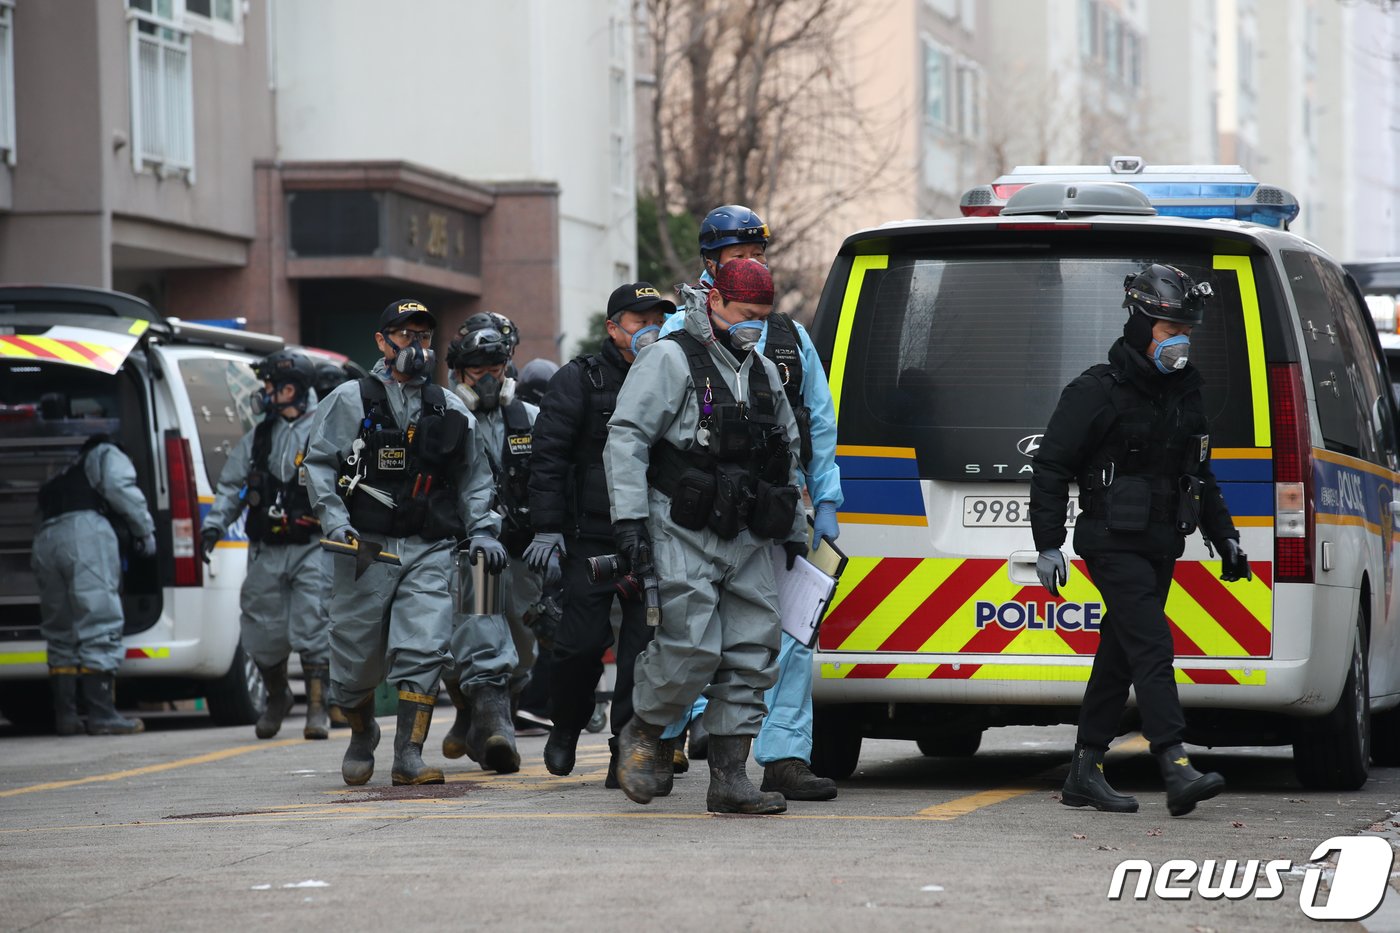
[1108,735,1150,756]
[0,738,305,799]
[916,785,1039,820]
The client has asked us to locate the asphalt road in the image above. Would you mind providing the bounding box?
[3,711,1400,932]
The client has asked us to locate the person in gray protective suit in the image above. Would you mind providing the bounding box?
[33,435,157,735]
[604,258,809,815]
[304,299,505,786]
[438,312,555,774]
[201,349,333,741]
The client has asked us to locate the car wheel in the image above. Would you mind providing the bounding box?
[1294,609,1370,791]
[204,642,267,727]
[810,707,862,781]
[917,729,983,758]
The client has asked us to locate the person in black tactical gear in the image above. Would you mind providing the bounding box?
[303,299,501,786]
[202,350,333,741]
[604,260,809,815]
[313,359,355,406]
[524,282,673,786]
[1030,263,1249,817]
[515,358,560,407]
[33,434,157,735]
[438,312,548,774]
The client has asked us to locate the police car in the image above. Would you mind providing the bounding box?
[0,286,286,728]
[808,159,1397,790]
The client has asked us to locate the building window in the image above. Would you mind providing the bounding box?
[0,1,14,166]
[924,0,956,19]
[1103,13,1120,79]
[923,39,951,129]
[127,0,195,178]
[1080,0,1100,60]
[609,66,629,193]
[957,64,980,140]
[1125,32,1141,89]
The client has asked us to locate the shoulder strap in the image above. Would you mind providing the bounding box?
[668,330,736,407]
[582,354,607,391]
[422,383,448,414]
[503,399,532,433]
[250,417,275,469]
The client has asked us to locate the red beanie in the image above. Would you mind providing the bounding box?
[713,258,774,305]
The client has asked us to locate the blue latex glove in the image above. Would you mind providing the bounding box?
[812,500,840,544]
[469,535,509,575]
[1036,548,1069,596]
[523,531,566,575]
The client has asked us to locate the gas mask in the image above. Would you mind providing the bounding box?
[721,320,764,353]
[628,325,660,355]
[1151,335,1190,374]
[455,374,516,412]
[251,388,275,416]
[390,341,435,377]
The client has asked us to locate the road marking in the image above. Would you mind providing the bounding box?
[1109,735,1151,756]
[0,738,305,799]
[916,785,1039,820]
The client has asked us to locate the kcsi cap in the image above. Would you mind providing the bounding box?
[607,282,676,320]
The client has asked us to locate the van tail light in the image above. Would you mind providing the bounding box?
[165,432,203,588]
[1269,363,1313,583]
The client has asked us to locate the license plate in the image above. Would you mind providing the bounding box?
[962,496,1078,527]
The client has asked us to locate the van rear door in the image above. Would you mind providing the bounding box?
[814,226,1276,686]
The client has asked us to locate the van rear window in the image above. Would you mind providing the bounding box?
[838,249,1257,480]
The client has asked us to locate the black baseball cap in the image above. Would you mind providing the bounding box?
[379,298,436,331]
[607,282,676,321]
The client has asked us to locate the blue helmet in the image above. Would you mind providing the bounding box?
[698,204,770,254]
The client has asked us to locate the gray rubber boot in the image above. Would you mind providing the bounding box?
[391,688,445,786]
[79,669,144,735]
[706,735,785,815]
[50,667,83,736]
[1061,744,1139,813]
[615,715,664,805]
[654,737,676,797]
[301,658,330,741]
[339,696,381,786]
[1156,743,1225,817]
[466,685,520,774]
[761,758,838,801]
[255,659,295,740]
[441,672,473,760]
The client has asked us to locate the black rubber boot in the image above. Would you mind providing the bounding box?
[391,689,445,785]
[467,685,520,774]
[441,673,473,760]
[544,727,579,776]
[1061,744,1139,813]
[606,736,620,789]
[688,717,710,760]
[301,658,330,741]
[49,666,82,736]
[706,735,785,814]
[654,737,676,797]
[339,696,380,786]
[78,669,144,735]
[1156,743,1225,816]
[615,715,665,804]
[761,758,839,801]
[255,659,295,740]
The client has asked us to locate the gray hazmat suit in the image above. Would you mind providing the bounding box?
[32,442,156,672]
[604,305,807,737]
[303,361,499,706]
[450,390,541,694]
[203,400,331,669]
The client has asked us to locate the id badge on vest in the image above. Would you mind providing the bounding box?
[508,434,533,457]
[378,447,407,471]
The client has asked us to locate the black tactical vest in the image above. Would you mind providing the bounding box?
[337,377,468,540]
[763,313,813,465]
[570,352,623,540]
[38,436,108,520]
[243,416,317,545]
[495,398,535,555]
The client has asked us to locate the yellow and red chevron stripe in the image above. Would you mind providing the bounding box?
[819,661,1267,686]
[818,557,1273,662]
[0,334,131,374]
[124,647,171,660]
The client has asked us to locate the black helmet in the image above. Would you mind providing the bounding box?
[255,350,317,389]
[313,360,351,401]
[698,204,770,254]
[448,314,513,369]
[1122,263,1213,325]
[515,358,559,406]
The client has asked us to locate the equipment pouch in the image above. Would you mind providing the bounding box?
[668,467,716,531]
[711,404,752,461]
[708,463,754,540]
[749,480,799,540]
[1180,432,1210,476]
[794,406,814,466]
[416,411,467,466]
[1104,475,1152,532]
[1176,474,1203,536]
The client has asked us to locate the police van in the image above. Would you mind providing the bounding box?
[807,160,1399,791]
[0,286,288,728]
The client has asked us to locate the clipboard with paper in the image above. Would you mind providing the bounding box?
[769,522,848,649]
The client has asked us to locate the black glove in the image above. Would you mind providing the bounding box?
[1219,538,1252,582]
[200,527,221,558]
[613,519,654,578]
[783,540,808,571]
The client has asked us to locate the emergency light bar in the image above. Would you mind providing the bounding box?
[959,157,1301,229]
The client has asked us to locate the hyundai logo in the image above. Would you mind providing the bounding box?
[1016,434,1043,457]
